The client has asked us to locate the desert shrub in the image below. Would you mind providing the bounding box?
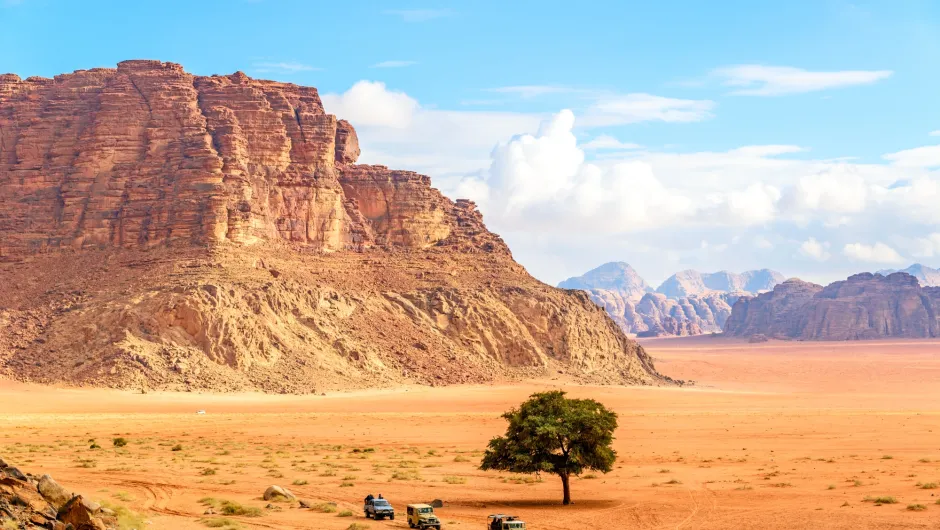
[171,444,183,452]
[212,500,262,517]
[113,438,129,447]
[338,510,354,517]
[346,524,370,530]
[453,455,469,463]
[339,481,354,487]
[101,501,146,529]
[201,468,217,476]
[312,503,337,513]
[919,482,937,489]
[200,518,242,529]
[664,479,682,485]
[907,504,927,511]
[442,476,466,484]
[863,496,898,504]
[292,479,308,486]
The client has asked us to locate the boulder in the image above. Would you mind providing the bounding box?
[429,499,444,508]
[57,495,107,530]
[262,485,295,502]
[38,474,73,510]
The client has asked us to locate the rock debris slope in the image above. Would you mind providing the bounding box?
[0,60,667,392]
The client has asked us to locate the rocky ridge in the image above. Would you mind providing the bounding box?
[0,60,668,391]
[560,262,777,337]
[724,272,940,340]
[1,457,116,529]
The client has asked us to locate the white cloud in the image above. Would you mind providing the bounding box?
[371,60,417,68]
[729,145,804,157]
[883,145,940,168]
[581,135,642,151]
[714,64,893,96]
[798,238,831,261]
[843,242,904,264]
[252,62,320,74]
[911,233,940,258]
[581,93,714,126]
[754,235,774,250]
[487,86,574,98]
[321,81,419,128]
[384,9,452,22]
[929,130,940,137]
[780,166,870,214]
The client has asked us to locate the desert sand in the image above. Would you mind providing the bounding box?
[3,337,940,529]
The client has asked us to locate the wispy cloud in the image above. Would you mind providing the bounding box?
[486,85,576,98]
[371,60,417,68]
[714,65,893,96]
[581,93,715,126]
[581,135,642,151]
[883,145,940,168]
[930,130,940,137]
[384,9,452,22]
[252,62,321,74]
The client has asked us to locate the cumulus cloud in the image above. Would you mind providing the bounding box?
[798,238,831,261]
[714,65,893,96]
[458,110,799,235]
[843,242,904,264]
[321,81,419,128]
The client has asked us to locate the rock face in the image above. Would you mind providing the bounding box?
[656,269,784,299]
[724,272,940,340]
[1,461,116,529]
[877,264,940,287]
[588,290,740,337]
[559,262,764,337]
[0,60,667,392]
[558,262,652,302]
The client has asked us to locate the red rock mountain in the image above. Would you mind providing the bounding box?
[0,60,667,392]
[724,272,940,340]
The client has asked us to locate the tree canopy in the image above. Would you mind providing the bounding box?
[479,390,618,505]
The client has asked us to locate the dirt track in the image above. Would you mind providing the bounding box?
[3,337,940,529]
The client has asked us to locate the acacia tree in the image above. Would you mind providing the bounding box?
[480,391,618,505]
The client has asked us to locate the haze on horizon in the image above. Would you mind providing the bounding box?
[3,0,939,287]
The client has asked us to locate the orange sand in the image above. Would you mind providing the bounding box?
[3,337,940,529]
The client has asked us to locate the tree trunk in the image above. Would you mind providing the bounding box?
[560,471,571,505]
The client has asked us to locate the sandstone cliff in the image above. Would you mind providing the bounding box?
[560,262,762,337]
[0,60,667,392]
[724,272,940,340]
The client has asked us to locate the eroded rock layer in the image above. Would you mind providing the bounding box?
[724,272,940,340]
[0,60,666,391]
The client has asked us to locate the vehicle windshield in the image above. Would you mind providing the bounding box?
[373,500,390,506]
[418,507,433,513]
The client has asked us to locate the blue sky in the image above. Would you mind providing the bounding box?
[3,0,940,286]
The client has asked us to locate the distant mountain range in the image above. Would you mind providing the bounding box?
[559,263,785,337]
[876,264,940,287]
[725,271,940,340]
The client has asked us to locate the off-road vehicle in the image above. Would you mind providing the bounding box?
[407,503,441,529]
[487,514,526,530]
[364,498,395,520]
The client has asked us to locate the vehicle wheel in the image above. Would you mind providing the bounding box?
[390,514,395,520]
[409,523,414,529]
[365,512,371,519]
